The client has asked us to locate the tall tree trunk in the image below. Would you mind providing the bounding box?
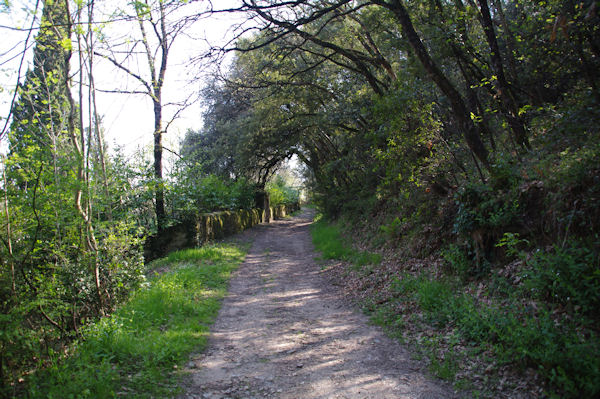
[73,0,104,313]
[477,0,530,149]
[491,0,518,83]
[434,0,497,151]
[372,0,489,168]
[137,0,169,231]
[153,97,166,230]
[87,0,112,220]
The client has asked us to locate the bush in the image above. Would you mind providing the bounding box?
[454,183,520,237]
[390,272,600,397]
[26,244,247,398]
[522,242,600,317]
[441,244,473,280]
[266,175,299,207]
[169,168,258,219]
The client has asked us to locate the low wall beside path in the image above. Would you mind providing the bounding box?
[144,202,300,263]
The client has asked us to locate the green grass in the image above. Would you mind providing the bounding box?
[385,273,600,398]
[27,244,246,399]
[309,213,600,397]
[310,217,381,269]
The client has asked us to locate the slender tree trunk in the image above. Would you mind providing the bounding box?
[434,0,496,151]
[477,0,530,149]
[87,0,112,220]
[491,0,518,82]
[137,1,169,231]
[153,96,166,230]
[373,0,489,168]
[2,163,16,295]
[74,1,104,313]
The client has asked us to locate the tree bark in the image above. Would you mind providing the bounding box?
[73,0,104,313]
[371,0,489,168]
[87,0,112,220]
[476,0,530,149]
[137,0,169,231]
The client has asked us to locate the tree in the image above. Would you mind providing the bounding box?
[1,2,146,389]
[230,0,490,168]
[94,0,192,231]
[9,0,72,157]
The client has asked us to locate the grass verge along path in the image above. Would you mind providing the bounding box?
[310,218,600,398]
[28,244,247,398]
[310,216,381,268]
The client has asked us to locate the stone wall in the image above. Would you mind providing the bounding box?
[271,202,300,219]
[144,203,300,262]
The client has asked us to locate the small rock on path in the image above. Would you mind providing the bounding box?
[179,209,455,399]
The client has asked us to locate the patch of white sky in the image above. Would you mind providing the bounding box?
[0,0,254,160]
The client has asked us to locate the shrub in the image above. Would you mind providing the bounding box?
[441,244,473,280]
[266,175,299,207]
[169,169,258,219]
[311,217,381,268]
[389,272,600,397]
[454,183,520,236]
[522,241,600,317]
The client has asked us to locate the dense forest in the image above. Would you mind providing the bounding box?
[1,0,599,397]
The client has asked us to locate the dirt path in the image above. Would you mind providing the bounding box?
[179,209,455,399]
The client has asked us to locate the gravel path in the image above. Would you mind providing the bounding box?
[179,209,455,399]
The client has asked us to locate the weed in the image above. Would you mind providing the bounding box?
[380,216,404,239]
[441,244,473,280]
[428,349,459,380]
[27,244,246,398]
[495,232,529,258]
[380,271,600,397]
[310,218,381,268]
[522,241,600,317]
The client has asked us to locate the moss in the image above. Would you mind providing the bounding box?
[144,202,300,263]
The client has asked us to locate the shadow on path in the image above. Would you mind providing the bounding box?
[179,209,455,399]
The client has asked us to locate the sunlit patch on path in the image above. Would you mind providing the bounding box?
[180,209,454,399]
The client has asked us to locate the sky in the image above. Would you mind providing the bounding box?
[0,0,249,157]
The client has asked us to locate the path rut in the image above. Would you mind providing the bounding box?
[179,209,455,399]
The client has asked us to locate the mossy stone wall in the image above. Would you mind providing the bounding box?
[144,203,299,262]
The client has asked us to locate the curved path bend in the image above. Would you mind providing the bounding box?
[180,209,455,399]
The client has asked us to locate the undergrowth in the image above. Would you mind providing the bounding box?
[310,213,600,398]
[388,273,600,397]
[310,216,381,269]
[25,244,246,398]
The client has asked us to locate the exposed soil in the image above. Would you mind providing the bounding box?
[179,209,456,399]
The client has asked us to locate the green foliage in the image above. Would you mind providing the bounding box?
[26,244,246,398]
[542,142,600,241]
[0,216,146,395]
[3,0,599,396]
[266,175,299,207]
[454,183,520,236]
[387,273,600,397]
[310,217,381,269]
[495,232,529,257]
[441,244,473,280]
[168,158,258,220]
[380,216,403,239]
[310,217,355,260]
[522,242,600,317]
[96,221,147,304]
